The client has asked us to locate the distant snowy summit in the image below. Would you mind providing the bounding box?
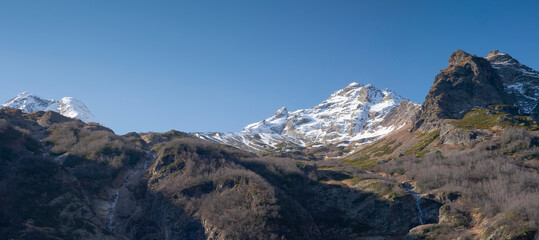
[197,82,420,152]
[2,91,98,123]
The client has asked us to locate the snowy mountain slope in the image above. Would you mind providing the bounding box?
[2,92,98,123]
[198,83,420,152]
[194,131,304,152]
[486,50,539,116]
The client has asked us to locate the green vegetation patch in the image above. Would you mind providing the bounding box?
[343,139,403,170]
[372,141,403,157]
[347,177,362,186]
[403,130,439,157]
[343,155,379,170]
[351,179,398,199]
[361,140,401,156]
[453,108,538,130]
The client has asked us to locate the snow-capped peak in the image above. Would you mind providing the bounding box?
[2,92,98,123]
[243,107,289,134]
[200,82,418,152]
[14,91,31,98]
[273,82,407,143]
[2,92,56,113]
[347,82,361,88]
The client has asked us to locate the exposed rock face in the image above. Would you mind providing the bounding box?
[413,50,512,132]
[486,50,539,118]
[438,128,490,146]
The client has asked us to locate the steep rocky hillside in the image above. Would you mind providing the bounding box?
[342,50,539,239]
[0,109,120,240]
[0,108,441,239]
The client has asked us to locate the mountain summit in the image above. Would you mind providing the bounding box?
[413,49,539,132]
[2,92,98,123]
[242,82,410,142]
[198,82,419,152]
[412,50,511,131]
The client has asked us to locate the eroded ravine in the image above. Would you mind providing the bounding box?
[107,152,156,231]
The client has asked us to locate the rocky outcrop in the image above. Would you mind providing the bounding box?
[413,50,512,132]
[438,128,490,146]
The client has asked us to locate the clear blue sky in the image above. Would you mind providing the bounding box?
[1,1,538,134]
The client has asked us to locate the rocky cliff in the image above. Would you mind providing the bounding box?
[412,50,512,132]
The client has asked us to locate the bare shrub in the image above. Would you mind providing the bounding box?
[378,129,539,222]
[151,138,283,239]
[240,157,303,176]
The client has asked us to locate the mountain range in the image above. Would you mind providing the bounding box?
[195,50,539,154]
[3,50,536,154]
[1,49,538,240]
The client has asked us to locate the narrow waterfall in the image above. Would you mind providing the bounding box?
[107,153,155,231]
[107,169,139,230]
[401,182,424,225]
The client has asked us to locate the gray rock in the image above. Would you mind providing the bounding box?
[413,50,513,132]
